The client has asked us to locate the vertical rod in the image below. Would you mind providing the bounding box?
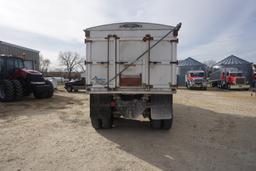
[148,39,151,86]
[107,36,110,89]
[114,36,117,88]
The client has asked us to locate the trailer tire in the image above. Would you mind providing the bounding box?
[91,118,102,129]
[11,80,23,101]
[0,80,15,102]
[150,119,162,129]
[66,87,73,92]
[162,119,173,130]
[102,118,113,129]
[90,94,113,129]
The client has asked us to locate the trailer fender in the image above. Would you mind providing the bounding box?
[150,94,173,120]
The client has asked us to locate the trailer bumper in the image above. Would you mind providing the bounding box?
[190,82,207,88]
[229,84,250,89]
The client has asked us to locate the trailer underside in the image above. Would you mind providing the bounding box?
[89,93,174,129]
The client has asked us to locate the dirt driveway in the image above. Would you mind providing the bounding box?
[0,88,256,171]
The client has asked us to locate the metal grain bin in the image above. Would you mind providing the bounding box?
[213,55,253,85]
[177,57,207,86]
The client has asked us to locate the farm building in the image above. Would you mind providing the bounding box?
[212,55,253,84]
[177,57,207,86]
[0,41,40,70]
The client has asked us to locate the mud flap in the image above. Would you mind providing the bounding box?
[150,94,173,120]
[90,94,113,128]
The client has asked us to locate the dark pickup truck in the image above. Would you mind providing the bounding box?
[64,78,86,92]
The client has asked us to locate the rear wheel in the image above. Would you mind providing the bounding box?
[66,86,73,92]
[33,80,54,99]
[45,80,54,98]
[91,118,102,129]
[33,87,45,99]
[11,80,23,101]
[150,119,162,129]
[0,80,15,102]
[162,119,173,130]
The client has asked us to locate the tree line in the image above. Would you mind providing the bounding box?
[40,51,85,80]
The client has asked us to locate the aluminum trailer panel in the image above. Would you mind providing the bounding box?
[84,22,179,94]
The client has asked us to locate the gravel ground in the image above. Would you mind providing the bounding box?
[0,88,256,171]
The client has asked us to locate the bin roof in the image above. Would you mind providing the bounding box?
[178,57,205,67]
[214,55,251,66]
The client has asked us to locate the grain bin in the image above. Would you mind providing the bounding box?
[177,57,207,86]
[212,55,253,85]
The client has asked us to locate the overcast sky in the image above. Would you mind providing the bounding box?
[0,0,255,68]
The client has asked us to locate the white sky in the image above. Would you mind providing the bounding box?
[0,0,255,69]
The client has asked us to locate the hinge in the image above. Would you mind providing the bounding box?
[149,61,161,64]
[113,35,120,39]
[84,39,93,44]
[170,39,179,43]
[84,60,92,65]
[105,34,113,39]
[170,61,178,65]
[96,61,109,64]
[116,61,128,64]
[143,34,154,42]
[143,84,153,89]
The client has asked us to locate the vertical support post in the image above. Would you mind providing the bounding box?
[114,35,118,88]
[105,35,111,89]
[85,40,92,85]
[148,39,151,86]
[143,34,153,89]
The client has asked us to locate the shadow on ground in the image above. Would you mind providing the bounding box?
[178,86,249,92]
[98,103,256,171]
[0,93,84,118]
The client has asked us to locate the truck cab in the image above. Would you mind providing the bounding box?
[221,70,249,89]
[185,70,207,90]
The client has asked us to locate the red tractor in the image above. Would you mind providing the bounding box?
[0,55,54,102]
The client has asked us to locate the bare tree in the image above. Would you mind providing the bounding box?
[58,51,83,80]
[77,60,86,72]
[204,59,216,68]
[39,55,50,74]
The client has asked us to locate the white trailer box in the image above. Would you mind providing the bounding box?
[84,22,181,129]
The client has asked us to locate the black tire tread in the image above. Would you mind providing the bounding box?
[90,94,112,129]
[45,80,54,98]
[150,119,162,129]
[162,119,173,130]
[11,80,23,101]
[0,80,15,102]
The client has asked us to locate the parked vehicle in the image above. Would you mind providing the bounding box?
[84,22,181,129]
[185,70,207,90]
[64,78,85,92]
[253,72,256,88]
[210,67,250,90]
[0,55,54,102]
[45,77,58,89]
